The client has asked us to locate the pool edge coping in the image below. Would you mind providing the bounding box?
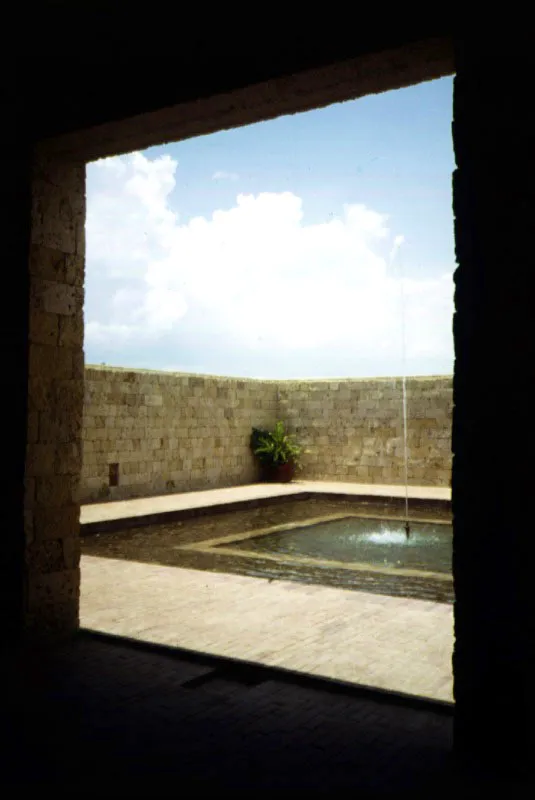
[81,489,451,535]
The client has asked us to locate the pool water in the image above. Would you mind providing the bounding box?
[224,517,452,574]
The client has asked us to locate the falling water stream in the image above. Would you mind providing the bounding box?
[393,237,410,538]
[402,375,410,538]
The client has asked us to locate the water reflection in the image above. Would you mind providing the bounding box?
[228,517,452,574]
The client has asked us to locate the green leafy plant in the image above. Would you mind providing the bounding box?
[251,422,301,468]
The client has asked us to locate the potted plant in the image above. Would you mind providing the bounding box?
[251,422,301,483]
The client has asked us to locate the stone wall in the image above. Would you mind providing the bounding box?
[81,367,278,502]
[281,376,452,486]
[23,154,85,638]
[81,367,452,502]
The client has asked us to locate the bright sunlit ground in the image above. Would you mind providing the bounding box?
[81,555,453,702]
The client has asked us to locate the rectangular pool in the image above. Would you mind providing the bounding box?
[82,497,453,603]
[223,517,452,575]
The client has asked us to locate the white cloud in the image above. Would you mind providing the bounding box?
[85,152,453,376]
[212,170,239,181]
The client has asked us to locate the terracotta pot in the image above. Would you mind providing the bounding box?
[261,460,296,483]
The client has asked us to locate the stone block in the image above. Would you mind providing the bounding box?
[84,476,104,491]
[36,475,79,506]
[84,427,97,442]
[145,394,163,406]
[29,244,66,280]
[28,377,53,411]
[27,568,80,611]
[31,278,82,316]
[26,540,66,574]
[29,310,59,345]
[65,253,84,286]
[59,315,84,347]
[40,410,82,444]
[26,443,55,476]
[29,343,72,379]
[33,504,80,541]
[31,177,78,254]
[55,379,84,414]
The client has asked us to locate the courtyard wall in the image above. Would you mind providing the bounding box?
[81,366,452,502]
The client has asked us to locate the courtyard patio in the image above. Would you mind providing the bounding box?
[81,481,453,703]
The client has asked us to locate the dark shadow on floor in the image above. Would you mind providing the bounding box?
[0,631,521,790]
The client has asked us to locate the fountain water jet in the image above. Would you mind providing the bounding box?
[391,235,410,539]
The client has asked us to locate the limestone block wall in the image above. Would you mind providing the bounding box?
[81,367,278,502]
[279,376,452,486]
[81,368,452,502]
[24,154,86,637]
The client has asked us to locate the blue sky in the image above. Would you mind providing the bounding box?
[85,76,454,378]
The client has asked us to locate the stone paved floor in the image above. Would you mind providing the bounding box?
[81,479,451,525]
[81,555,454,701]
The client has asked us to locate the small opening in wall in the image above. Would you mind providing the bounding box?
[109,463,119,487]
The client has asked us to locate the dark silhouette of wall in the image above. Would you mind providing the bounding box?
[3,111,31,643]
[452,42,533,772]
